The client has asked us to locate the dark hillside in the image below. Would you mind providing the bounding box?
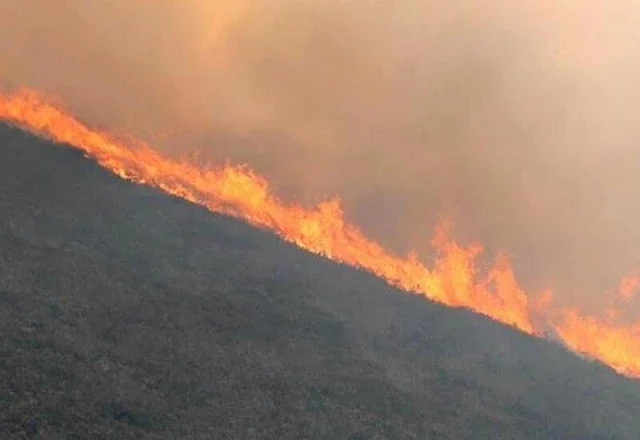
[1,123,639,439]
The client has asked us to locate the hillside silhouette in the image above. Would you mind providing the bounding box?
[1,122,639,439]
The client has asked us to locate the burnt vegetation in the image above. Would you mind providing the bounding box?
[1,123,639,439]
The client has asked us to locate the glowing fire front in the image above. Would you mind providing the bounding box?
[1,88,639,379]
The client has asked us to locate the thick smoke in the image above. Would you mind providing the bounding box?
[2,1,640,315]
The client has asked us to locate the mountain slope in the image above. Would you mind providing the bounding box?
[1,122,639,439]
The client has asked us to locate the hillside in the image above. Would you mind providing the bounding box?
[1,122,639,439]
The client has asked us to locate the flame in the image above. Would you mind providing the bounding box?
[554,275,640,376]
[1,87,639,379]
[556,310,640,377]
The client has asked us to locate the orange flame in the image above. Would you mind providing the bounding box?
[556,310,640,377]
[1,88,639,379]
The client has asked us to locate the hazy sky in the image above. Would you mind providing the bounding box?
[2,1,640,315]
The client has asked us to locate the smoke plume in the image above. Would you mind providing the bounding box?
[2,0,640,315]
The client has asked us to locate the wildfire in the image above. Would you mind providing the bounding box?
[1,88,639,379]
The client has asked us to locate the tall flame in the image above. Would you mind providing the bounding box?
[1,88,639,379]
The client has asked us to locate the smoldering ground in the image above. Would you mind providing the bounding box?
[2,0,640,315]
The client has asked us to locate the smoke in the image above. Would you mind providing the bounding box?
[2,0,640,315]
